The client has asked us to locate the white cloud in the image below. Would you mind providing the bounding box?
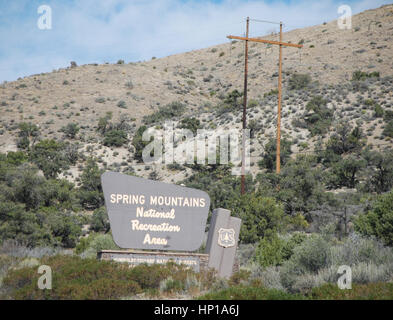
[0,0,389,82]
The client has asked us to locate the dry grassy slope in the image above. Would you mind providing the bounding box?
[0,4,392,183]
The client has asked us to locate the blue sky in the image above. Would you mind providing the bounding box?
[0,0,389,82]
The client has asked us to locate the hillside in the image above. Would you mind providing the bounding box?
[0,4,392,184]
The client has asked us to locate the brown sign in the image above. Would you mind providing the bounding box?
[101,172,210,251]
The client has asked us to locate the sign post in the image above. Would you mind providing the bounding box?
[205,208,241,278]
[100,172,241,278]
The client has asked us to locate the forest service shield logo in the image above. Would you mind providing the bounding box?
[217,228,236,248]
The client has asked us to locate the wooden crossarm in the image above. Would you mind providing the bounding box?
[227,35,303,48]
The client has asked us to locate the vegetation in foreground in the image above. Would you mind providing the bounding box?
[1,252,392,300]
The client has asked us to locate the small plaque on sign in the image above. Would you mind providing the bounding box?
[218,228,236,248]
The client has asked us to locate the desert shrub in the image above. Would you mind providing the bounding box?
[63,143,79,165]
[291,270,331,294]
[103,129,127,147]
[310,283,393,300]
[374,104,384,117]
[248,119,263,138]
[258,138,292,171]
[232,195,288,243]
[61,123,79,139]
[382,120,393,138]
[216,90,243,116]
[351,262,393,284]
[288,73,311,90]
[30,139,69,179]
[178,117,201,135]
[280,234,330,291]
[228,269,251,286]
[117,100,127,109]
[328,156,366,188]
[257,155,328,218]
[128,262,194,291]
[42,210,83,248]
[255,234,286,267]
[363,149,393,193]
[2,255,140,299]
[279,231,393,293]
[0,161,84,248]
[95,97,106,103]
[304,96,333,135]
[264,89,278,98]
[132,125,152,162]
[159,277,185,293]
[78,158,104,210]
[79,233,119,258]
[352,70,380,81]
[17,122,40,150]
[182,163,254,212]
[329,233,393,267]
[237,243,257,266]
[0,201,45,246]
[248,264,284,290]
[90,207,110,233]
[2,255,203,300]
[325,123,365,156]
[97,112,113,134]
[354,190,393,246]
[384,110,393,122]
[199,284,304,300]
[143,102,185,124]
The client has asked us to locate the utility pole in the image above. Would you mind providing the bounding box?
[227,22,302,178]
[276,22,283,174]
[241,17,249,195]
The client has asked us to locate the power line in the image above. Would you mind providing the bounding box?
[249,18,281,25]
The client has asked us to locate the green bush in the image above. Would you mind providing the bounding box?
[280,234,330,291]
[304,96,333,136]
[91,207,110,233]
[233,195,288,243]
[384,110,393,122]
[325,123,365,156]
[132,125,152,162]
[78,158,104,210]
[256,233,308,267]
[1,255,202,300]
[216,90,243,116]
[354,191,393,246]
[374,104,384,117]
[382,120,393,138]
[61,123,79,139]
[310,283,393,300]
[199,284,304,300]
[79,233,119,258]
[103,129,128,147]
[288,73,311,90]
[30,139,69,179]
[328,156,366,188]
[256,234,286,267]
[257,155,328,218]
[97,112,113,135]
[2,255,140,299]
[364,149,393,193]
[258,138,292,171]
[178,118,201,135]
[143,102,185,124]
[352,71,380,81]
[17,122,40,150]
